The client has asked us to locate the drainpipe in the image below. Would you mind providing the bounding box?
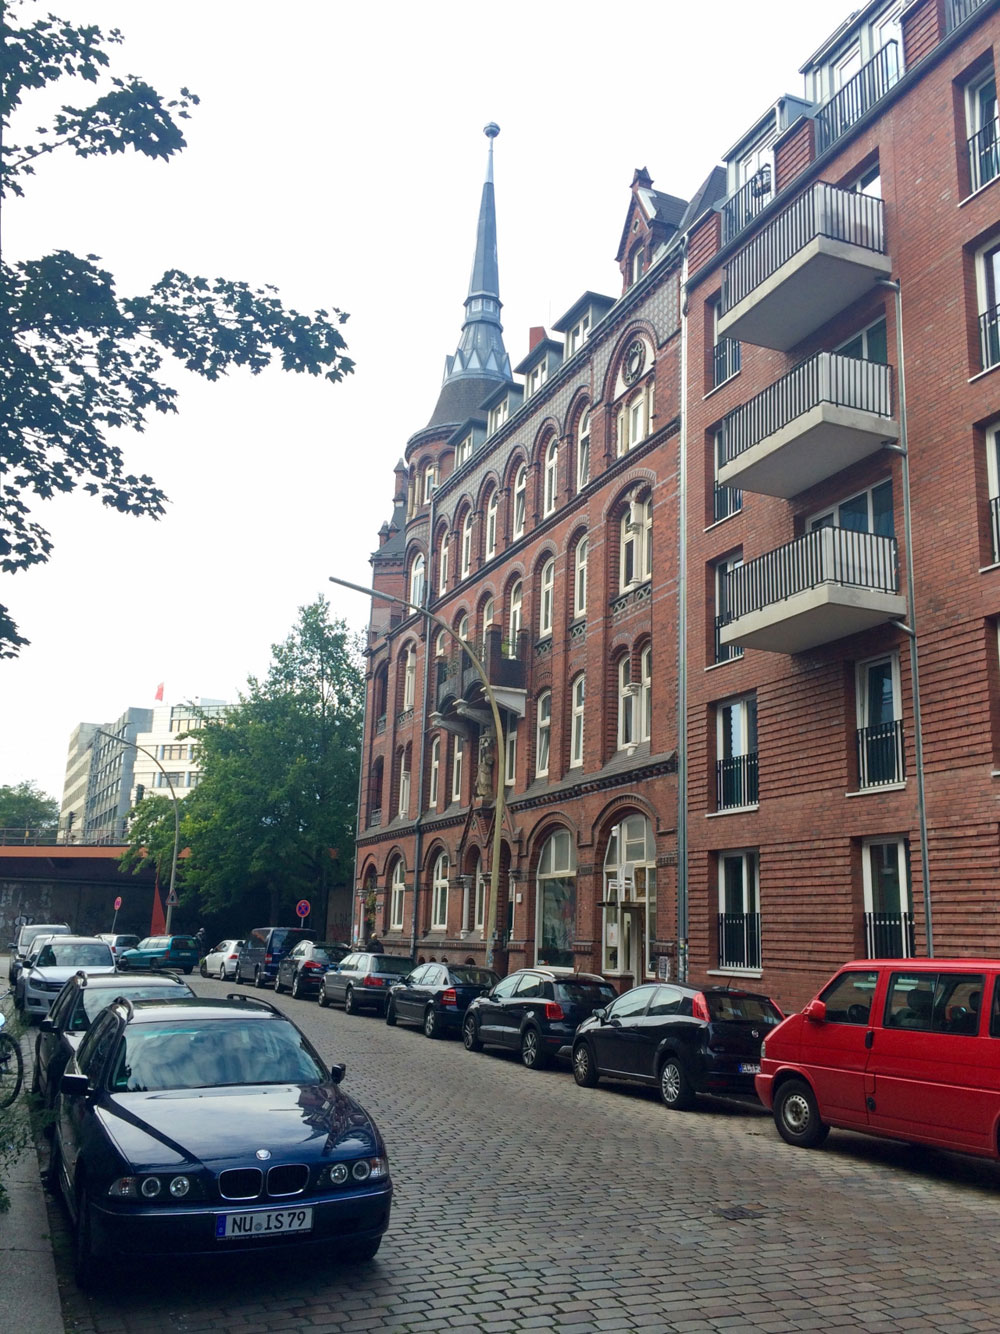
[677,240,690,983]
[879,277,932,956]
[409,500,436,958]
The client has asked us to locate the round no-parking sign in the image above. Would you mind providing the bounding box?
[295,899,310,919]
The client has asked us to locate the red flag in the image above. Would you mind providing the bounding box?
[154,683,164,701]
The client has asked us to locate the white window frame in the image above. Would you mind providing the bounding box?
[431,853,450,930]
[539,558,554,637]
[718,849,760,971]
[836,316,888,362]
[485,491,498,559]
[409,553,426,608]
[488,399,508,436]
[640,645,652,742]
[451,737,464,804]
[480,598,495,653]
[513,465,527,538]
[507,581,522,655]
[505,718,518,787]
[617,386,653,456]
[456,434,474,467]
[402,646,416,711]
[832,42,861,94]
[534,829,576,968]
[428,735,440,808]
[619,494,652,591]
[573,538,588,619]
[434,629,447,658]
[602,815,656,976]
[474,855,486,931]
[422,464,437,503]
[567,314,590,357]
[717,693,758,811]
[543,440,558,515]
[457,613,469,643]
[390,861,405,930]
[438,533,449,594]
[570,674,585,768]
[618,658,635,750]
[577,411,591,491]
[536,691,552,777]
[862,838,912,957]
[807,479,893,536]
[397,749,411,818]
[856,652,903,788]
[461,511,474,578]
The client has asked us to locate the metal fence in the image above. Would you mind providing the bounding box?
[717,912,762,970]
[713,337,742,387]
[716,753,759,809]
[991,496,1000,565]
[723,182,886,312]
[856,719,905,787]
[723,351,893,461]
[815,42,900,155]
[980,304,1000,372]
[864,910,915,958]
[714,616,744,665]
[713,482,743,522]
[946,0,990,32]
[723,526,899,621]
[720,167,774,246]
[968,119,1000,193]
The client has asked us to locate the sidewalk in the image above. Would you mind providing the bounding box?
[0,1104,63,1333]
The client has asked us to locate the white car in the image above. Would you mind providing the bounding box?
[21,937,115,1021]
[199,938,245,980]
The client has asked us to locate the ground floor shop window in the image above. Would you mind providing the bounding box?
[536,829,576,967]
[602,814,656,976]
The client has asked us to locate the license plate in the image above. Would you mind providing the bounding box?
[216,1207,313,1239]
[739,1062,761,1074]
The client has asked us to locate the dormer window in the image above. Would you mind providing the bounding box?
[566,314,590,357]
[488,399,509,435]
[526,361,548,398]
[456,434,474,467]
[422,464,437,503]
[630,246,646,288]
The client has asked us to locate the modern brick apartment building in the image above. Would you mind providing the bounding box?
[357,0,1000,1010]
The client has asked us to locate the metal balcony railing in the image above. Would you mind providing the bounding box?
[815,42,900,155]
[717,912,762,970]
[714,616,744,664]
[856,719,905,787]
[722,527,899,621]
[720,167,774,246]
[980,303,1000,371]
[722,351,894,461]
[968,119,1000,193]
[991,496,1000,565]
[864,910,915,959]
[723,183,886,313]
[947,0,990,32]
[717,753,759,809]
[713,482,743,522]
[713,338,741,387]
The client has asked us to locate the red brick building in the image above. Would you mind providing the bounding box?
[357,0,1000,1010]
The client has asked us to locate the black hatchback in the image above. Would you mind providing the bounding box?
[462,968,617,1069]
[386,963,498,1039]
[572,982,784,1109]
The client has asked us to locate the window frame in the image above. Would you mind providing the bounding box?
[428,735,441,808]
[536,690,552,777]
[513,465,527,538]
[717,848,761,971]
[577,411,591,491]
[573,537,588,619]
[539,558,555,638]
[485,491,498,559]
[390,861,405,931]
[543,440,559,515]
[570,674,585,768]
[451,736,464,804]
[431,852,450,931]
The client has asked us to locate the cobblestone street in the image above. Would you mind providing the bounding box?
[46,974,1000,1332]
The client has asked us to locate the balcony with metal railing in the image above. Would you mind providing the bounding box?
[968,119,1000,194]
[815,43,900,156]
[718,182,891,351]
[719,351,896,499]
[718,525,906,654]
[714,616,744,665]
[435,625,528,715]
[720,167,774,247]
[713,481,743,522]
[857,719,905,788]
[716,753,759,810]
[713,337,742,388]
[979,303,1000,372]
[717,912,762,970]
[947,0,990,33]
[864,910,915,958]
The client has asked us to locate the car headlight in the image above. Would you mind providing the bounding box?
[108,1174,205,1202]
[140,1177,161,1198]
[322,1156,388,1188]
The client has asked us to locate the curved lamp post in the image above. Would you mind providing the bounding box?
[329,574,507,967]
[97,730,181,934]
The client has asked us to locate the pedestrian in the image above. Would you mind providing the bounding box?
[368,935,384,953]
[195,926,207,955]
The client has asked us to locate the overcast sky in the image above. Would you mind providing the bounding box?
[2,0,854,804]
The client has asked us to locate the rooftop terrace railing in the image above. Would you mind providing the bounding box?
[946,0,990,33]
[815,42,900,155]
[720,166,774,246]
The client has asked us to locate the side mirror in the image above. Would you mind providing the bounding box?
[803,999,827,1023]
[39,1017,55,1034]
[60,1072,90,1097]
[329,1063,346,1084]
[595,1007,608,1024]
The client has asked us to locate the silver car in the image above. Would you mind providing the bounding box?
[20,936,115,1022]
[199,938,245,979]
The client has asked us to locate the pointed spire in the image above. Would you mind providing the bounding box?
[425,123,512,429]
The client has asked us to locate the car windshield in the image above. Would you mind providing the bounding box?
[707,993,783,1024]
[556,981,618,1007]
[111,1018,327,1091]
[41,943,113,968]
[81,984,189,1024]
[450,967,496,986]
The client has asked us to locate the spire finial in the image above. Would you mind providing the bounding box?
[484,122,499,183]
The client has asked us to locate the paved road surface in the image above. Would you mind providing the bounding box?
[45,972,1000,1332]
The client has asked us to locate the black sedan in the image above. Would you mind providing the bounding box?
[386,963,498,1039]
[274,941,350,999]
[32,969,193,1117]
[571,982,784,1109]
[51,994,392,1287]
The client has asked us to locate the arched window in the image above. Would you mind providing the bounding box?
[543,439,558,515]
[619,492,652,591]
[434,629,447,657]
[390,860,406,930]
[368,757,383,826]
[461,510,474,578]
[570,674,585,768]
[507,581,522,657]
[513,465,527,538]
[423,463,437,503]
[480,598,495,654]
[397,745,411,818]
[485,490,498,559]
[577,411,591,491]
[573,538,588,618]
[428,735,441,808]
[539,558,554,637]
[536,829,576,967]
[618,657,635,749]
[457,613,469,643]
[474,853,486,931]
[409,552,426,608]
[451,735,464,803]
[432,852,450,930]
[641,644,652,742]
[402,645,416,710]
[536,690,552,777]
[438,532,450,594]
[602,815,655,976]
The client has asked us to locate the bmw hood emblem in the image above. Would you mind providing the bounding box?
[255,1149,271,1161]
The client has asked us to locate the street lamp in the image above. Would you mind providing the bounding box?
[97,730,181,934]
[329,574,507,967]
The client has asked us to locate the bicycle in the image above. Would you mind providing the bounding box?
[0,989,24,1108]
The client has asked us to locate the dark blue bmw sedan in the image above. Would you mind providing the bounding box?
[51,994,392,1287]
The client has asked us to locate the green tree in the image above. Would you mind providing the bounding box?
[0,780,59,837]
[1,2,353,656]
[118,793,178,885]
[179,598,364,924]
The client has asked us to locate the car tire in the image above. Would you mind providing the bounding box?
[317,985,329,1008]
[774,1078,830,1149]
[73,1181,97,1290]
[423,1007,440,1040]
[659,1057,695,1110]
[117,959,128,972]
[183,966,193,975]
[572,1042,599,1088]
[274,972,285,995]
[254,967,266,989]
[199,960,207,978]
[291,972,304,999]
[218,963,226,981]
[520,1027,548,1070]
[347,1237,381,1262]
[462,1014,482,1052]
[344,987,357,1016]
[385,999,397,1026]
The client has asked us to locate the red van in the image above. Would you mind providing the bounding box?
[756,958,1000,1159]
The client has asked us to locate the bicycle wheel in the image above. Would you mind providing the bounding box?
[0,1031,24,1108]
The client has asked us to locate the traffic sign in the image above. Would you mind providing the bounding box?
[166,888,179,906]
[114,896,122,911]
[295,899,310,919]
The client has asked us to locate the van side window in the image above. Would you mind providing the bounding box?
[885,971,984,1033]
[819,970,878,1023]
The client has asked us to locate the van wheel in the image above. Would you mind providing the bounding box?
[774,1078,829,1149]
[274,972,285,994]
[254,967,265,989]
